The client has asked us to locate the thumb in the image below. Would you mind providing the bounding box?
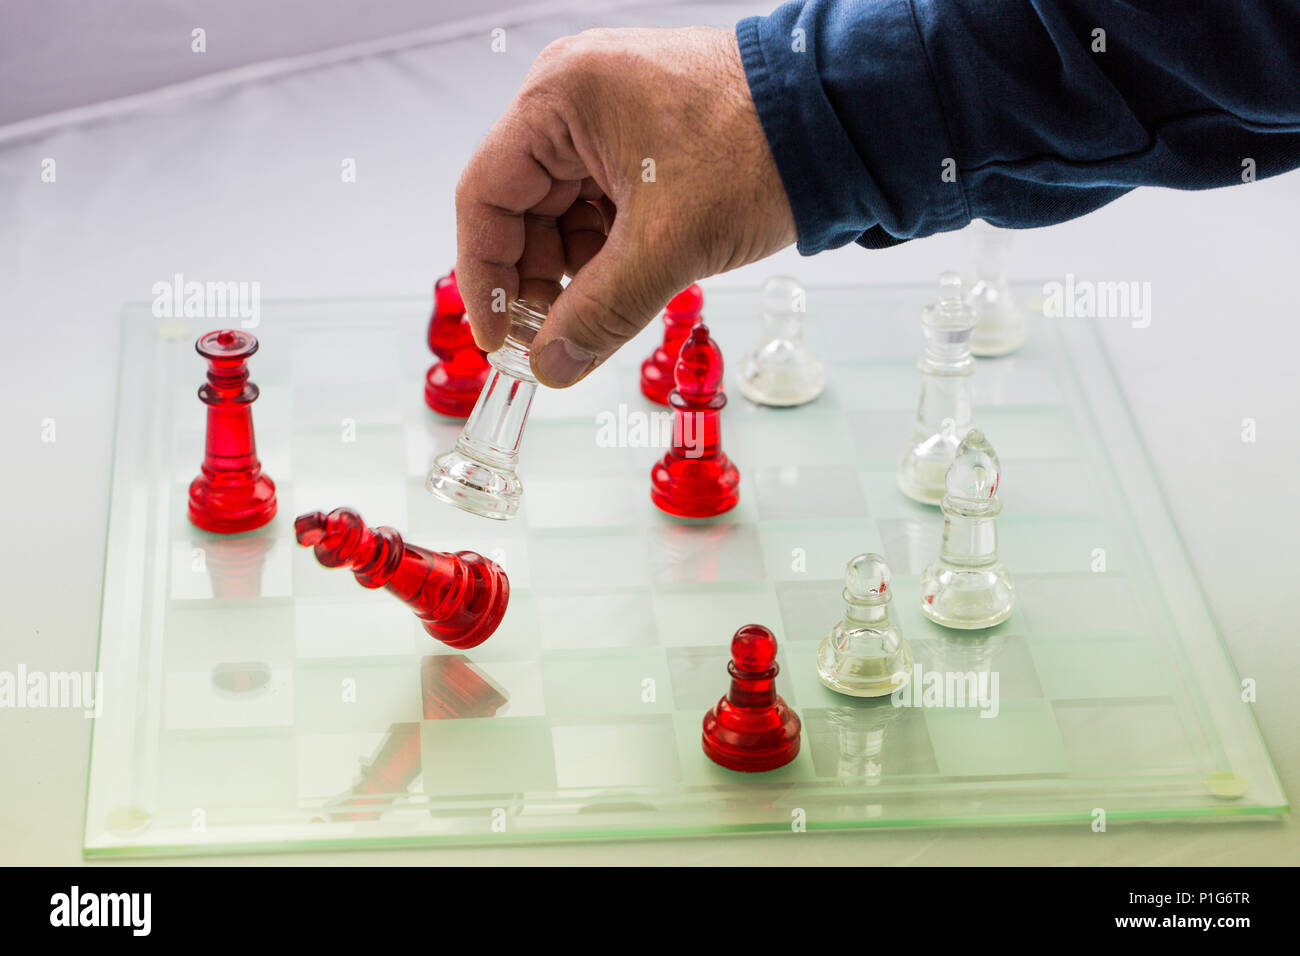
[531,221,685,388]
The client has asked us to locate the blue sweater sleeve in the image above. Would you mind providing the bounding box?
[736,0,1300,253]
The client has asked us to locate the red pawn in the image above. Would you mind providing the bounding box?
[640,284,704,405]
[425,271,490,418]
[188,329,277,534]
[294,508,509,649]
[650,323,740,518]
[702,625,802,772]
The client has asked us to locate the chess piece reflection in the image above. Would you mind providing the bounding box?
[738,276,824,407]
[318,656,509,822]
[824,703,901,784]
[817,554,913,697]
[426,298,547,519]
[898,273,976,506]
[201,533,275,599]
[425,270,490,418]
[920,430,1015,628]
[965,221,1027,357]
[295,507,510,649]
[641,285,704,405]
[188,329,278,533]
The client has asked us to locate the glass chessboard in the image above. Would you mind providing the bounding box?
[83,283,1287,856]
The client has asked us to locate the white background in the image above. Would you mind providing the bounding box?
[1,1,1296,865]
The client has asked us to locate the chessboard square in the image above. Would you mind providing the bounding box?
[296,729,398,799]
[291,329,403,385]
[730,415,856,467]
[521,420,633,478]
[1016,574,1146,639]
[525,476,643,530]
[753,464,870,522]
[404,417,466,479]
[671,710,815,786]
[828,361,920,412]
[758,520,882,582]
[846,411,914,476]
[1053,699,1200,773]
[551,717,681,788]
[878,514,944,576]
[537,588,657,650]
[649,523,765,585]
[531,363,624,421]
[460,660,546,719]
[541,650,672,718]
[803,704,939,778]
[1000,516,1125,575]
[169,531,292,601]
[294,599,418,658]
[293,381,402,427]
[291,424,405,481]
[976,407,1080,460]
[163,668,294,730]
[294,659,424,732]
[529,533,649,590]
[908,632,1045,701]
[164,603,295,670]
[667,644,799,710]
[653,584,782,648]
[157,732,297,810]
[858,461,938,521]
[774,579,841,644]
[999,458,1098,516]
[971,356,1064,407]
[421,717,558,798]
[924,701,1068,777]
[1029,641,1174,700]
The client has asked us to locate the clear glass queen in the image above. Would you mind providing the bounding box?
[425,298,547,520]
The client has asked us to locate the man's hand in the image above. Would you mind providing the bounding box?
[455,26,796,387]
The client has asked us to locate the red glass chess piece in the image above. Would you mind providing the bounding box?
[640,284,704,405]
[425,270,490,418]
[650,323,740,517]
[188,329,278,533]
[702,625,802,772]
[294,507,509,649]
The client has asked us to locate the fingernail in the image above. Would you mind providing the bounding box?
[535,337,596,386]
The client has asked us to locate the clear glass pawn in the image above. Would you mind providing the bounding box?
[817,554,913,698]
[737,276,824,407]
[920,429,1015,628]
[897,272,976,505]
[425,299,547,520]
[966,220,1027,356]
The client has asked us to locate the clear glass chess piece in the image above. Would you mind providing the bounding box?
[898,272,976,505]
[425,298,547,520]
[920,429,1015,628]
[737,276,824,407]
[966,220,1027,357]
[817,554,913,698]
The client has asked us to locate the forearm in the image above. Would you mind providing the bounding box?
[738,0,1300,253]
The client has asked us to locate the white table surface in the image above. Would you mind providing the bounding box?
[1,1,1295,865]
